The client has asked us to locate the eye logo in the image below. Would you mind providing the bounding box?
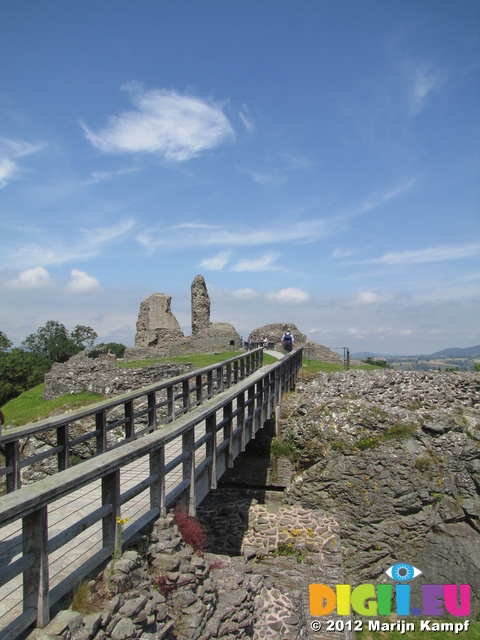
[385,563,422,582]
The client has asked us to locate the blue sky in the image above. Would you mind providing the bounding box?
[1,1,479,355]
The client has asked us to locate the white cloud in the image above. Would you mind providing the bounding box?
[82,86,234,161]
[85,166,139,185]
[232,252,280,272]
[3,219,135,269]
[0,138,43,188]
[239,105,255,133]
[367,242,480,266]
[199,251,231,271]
[247,169,287,188]
[66,269,102,293]
[8,266,55,289]
[408,63,444,114]
[265,288,311,304]
[231,288,260,299]
[352,291,393,306]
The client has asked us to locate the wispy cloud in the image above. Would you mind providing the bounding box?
[350,291,394,306]
[365,242,480,265]
[81,84,234,161]
[407,61,445,115]
[231,288,260,299]
[66,269,102,293]
[232,252,280,272]
[84,166,139,185]
[2,219,135,269]
[239,104,255,133]
[199,251,231,270]
[266,287,311,305]
[244,168,287,188]
[0,137,43,187]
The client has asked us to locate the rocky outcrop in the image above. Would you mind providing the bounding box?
[250,323,342,363]
[135,293,184,349]
[43,349,193,400]
[249,323,307,349]
[280,369,480,615]
[191,275,211,335]
[35,500,347,640]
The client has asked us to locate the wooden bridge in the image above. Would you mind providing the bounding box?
[0,348,302,640]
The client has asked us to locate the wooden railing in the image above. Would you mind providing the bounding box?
[0,349,302,640]
[0,349,264,493]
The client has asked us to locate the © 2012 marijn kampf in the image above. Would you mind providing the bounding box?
[309,563,472,635]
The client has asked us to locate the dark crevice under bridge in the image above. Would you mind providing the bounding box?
[0,347,302,640]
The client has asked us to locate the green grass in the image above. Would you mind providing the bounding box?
[2,384,106,428]
[356,619,480,639]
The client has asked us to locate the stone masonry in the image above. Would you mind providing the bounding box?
[135,293,184,348]
[191,274,211,335]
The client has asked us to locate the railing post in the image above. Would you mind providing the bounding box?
[226,362,232,389]
[182,428,195,515]
[247,385,255,440]
[205,413,217,489]
[56,424,69,472]
[23,506,49,628]
[233,360,239,384]
[262,376,269,423]
[167,384,175,422]
[5,440,21,492]
[182,379,190,413]
[254,381,262,433]
[96,409,107,454]
[240,356,245,380]
[238,391,246,452]
[150,446,165,517]
[196,374,202,405]
[216,366,223,393]
[224,401,233,468]
[102,470,120,553]
[207,370,213,398]
[125,400,134,440]
[148,391,157,431]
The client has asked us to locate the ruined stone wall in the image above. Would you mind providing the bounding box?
[43,350,193,400]
[135,293,184,348]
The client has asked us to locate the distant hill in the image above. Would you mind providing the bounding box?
[428,345,480,358]
[351,345,480,360]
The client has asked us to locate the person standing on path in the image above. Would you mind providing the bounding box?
[281,330,294,354]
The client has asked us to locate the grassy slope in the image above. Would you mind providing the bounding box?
[2,384,106,428]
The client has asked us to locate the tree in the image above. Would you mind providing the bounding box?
[0,330,13,352]
[22,320,81,363]
[0,348,52,405]
[96,342,127,358]
[71,325,98,348]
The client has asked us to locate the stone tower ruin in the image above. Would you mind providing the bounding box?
[191,274,211,335]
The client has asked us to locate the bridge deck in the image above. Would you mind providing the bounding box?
[0,410,225,630]
[0,349,302,639]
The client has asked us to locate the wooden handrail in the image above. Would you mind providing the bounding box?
[0,349,302,640]
[0,349,264,492]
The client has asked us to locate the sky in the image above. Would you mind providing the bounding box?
[0,1,479,356]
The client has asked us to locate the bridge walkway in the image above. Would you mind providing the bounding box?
[0,349,302,639]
